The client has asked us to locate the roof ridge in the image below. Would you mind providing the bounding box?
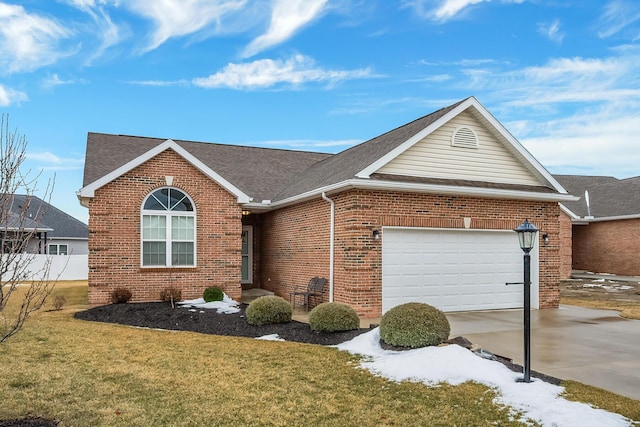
[88,132,332,156]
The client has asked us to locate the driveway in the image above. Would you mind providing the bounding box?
[447,305,640,400]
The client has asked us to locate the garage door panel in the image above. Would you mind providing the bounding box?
[382,228,538,313]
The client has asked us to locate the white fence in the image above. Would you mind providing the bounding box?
[3,254,88,281]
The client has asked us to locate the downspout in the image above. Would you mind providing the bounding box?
[321,192,335,302]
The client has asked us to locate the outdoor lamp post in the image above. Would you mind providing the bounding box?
[514,218,539,383]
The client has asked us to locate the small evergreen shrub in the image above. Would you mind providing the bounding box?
[246,296,292,326]
[160,287,182,303]
[110,287,132,304]
[309,302,360,332]
[379,302,450,348]
[203,286,224,302]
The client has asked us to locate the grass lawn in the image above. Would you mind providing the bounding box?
[0,282,637,426]
[560,297,640,320]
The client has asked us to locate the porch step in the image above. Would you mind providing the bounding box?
[241,288,274,304]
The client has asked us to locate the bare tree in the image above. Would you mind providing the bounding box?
[0,114,57,343]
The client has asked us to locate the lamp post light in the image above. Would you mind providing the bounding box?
[514,218,539,383]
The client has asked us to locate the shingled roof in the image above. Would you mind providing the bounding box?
[81,97,571,208]
[271,99,467,201]
[83,133,332,203]
[554,175,640,219]
[5,194,87,238]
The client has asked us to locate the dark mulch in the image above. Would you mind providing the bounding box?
[73,302,369,346]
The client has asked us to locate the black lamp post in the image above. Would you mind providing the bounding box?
[514,218,539,383]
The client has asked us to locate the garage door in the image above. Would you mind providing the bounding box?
[382,228,539,313]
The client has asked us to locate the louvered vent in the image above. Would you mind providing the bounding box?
[451,126,479,148]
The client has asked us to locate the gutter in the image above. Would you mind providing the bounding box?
[244,178,580,212]
[321,192,335,302]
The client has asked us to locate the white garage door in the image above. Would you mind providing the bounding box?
[382,227,539,313]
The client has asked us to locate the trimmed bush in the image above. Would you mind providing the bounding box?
[379,302,450,348]
[160,287,182,303]
[203,286,224,303]
[309,303,360,332]
[246,296,292,326]
[110,287,132,304]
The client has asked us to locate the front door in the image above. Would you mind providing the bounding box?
[241,226,253,284]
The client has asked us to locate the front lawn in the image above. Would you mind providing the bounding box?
[0,283,637,426]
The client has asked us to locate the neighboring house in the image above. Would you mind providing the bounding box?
[77,97,576,318]
[554,175,640,276]
[2,194,88,256]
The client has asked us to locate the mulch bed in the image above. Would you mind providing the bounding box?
[73,302,369,346]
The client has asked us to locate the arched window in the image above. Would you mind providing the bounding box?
[141,188,195,267]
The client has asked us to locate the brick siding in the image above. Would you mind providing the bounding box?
[559,211,573,279]
[572,219,640,276]
[260,189,564,318]
[87,149,242,305]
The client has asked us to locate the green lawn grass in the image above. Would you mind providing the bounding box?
[0,283,636,426]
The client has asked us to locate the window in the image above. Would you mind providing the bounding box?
[241,226,253,284]
[49,244,68,255]
[141,188,195,267]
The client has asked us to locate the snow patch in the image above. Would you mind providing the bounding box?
[178,294,240,314]
[337,328,632,426]
[256,334,285,341]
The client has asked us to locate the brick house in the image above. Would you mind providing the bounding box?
[554,175,640,276]
[77,97,576,318]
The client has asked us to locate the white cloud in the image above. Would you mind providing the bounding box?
[521,110,640,178]
[0,3,74,73]
[597,0,640,40]
[192,54,373,89]
[71,1,121,64]
[26,151,84,171]
[121,0,248,52]
[402,0,486,21]
[126,79,190,87]
[426,48,640,177]
[403,0,527,22]
[537,19,564,44]
[242,0,328,58]
[459,53,640,108]
[42,74,85,88]
[431,0,485,21]
[0,84,28,106]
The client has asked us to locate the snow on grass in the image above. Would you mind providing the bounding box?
[256,334,285,341]
[178,294,240,314]
[582,283,635,291]
[337,328,632,427]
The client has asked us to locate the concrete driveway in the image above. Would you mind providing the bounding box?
[447,305,640,400]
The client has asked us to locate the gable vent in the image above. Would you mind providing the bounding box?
[451,126,479,149]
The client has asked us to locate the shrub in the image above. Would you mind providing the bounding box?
[203,286,224,303]
[246,296,292,326]
[309,303,360,332]
[53,294,66,311]
[110,287,132,304]
[160,287,182,303]
[379,302,450,348]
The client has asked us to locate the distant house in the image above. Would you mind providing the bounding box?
[554,175,640,276]
[78,97,576,317]
[2,194,88,256]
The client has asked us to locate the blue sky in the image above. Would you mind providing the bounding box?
[1,0,639,223]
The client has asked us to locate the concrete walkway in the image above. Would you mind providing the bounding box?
[447,305,640,400]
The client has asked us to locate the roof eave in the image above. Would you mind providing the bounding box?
[263,178,578,211]
[577,214,640,223]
